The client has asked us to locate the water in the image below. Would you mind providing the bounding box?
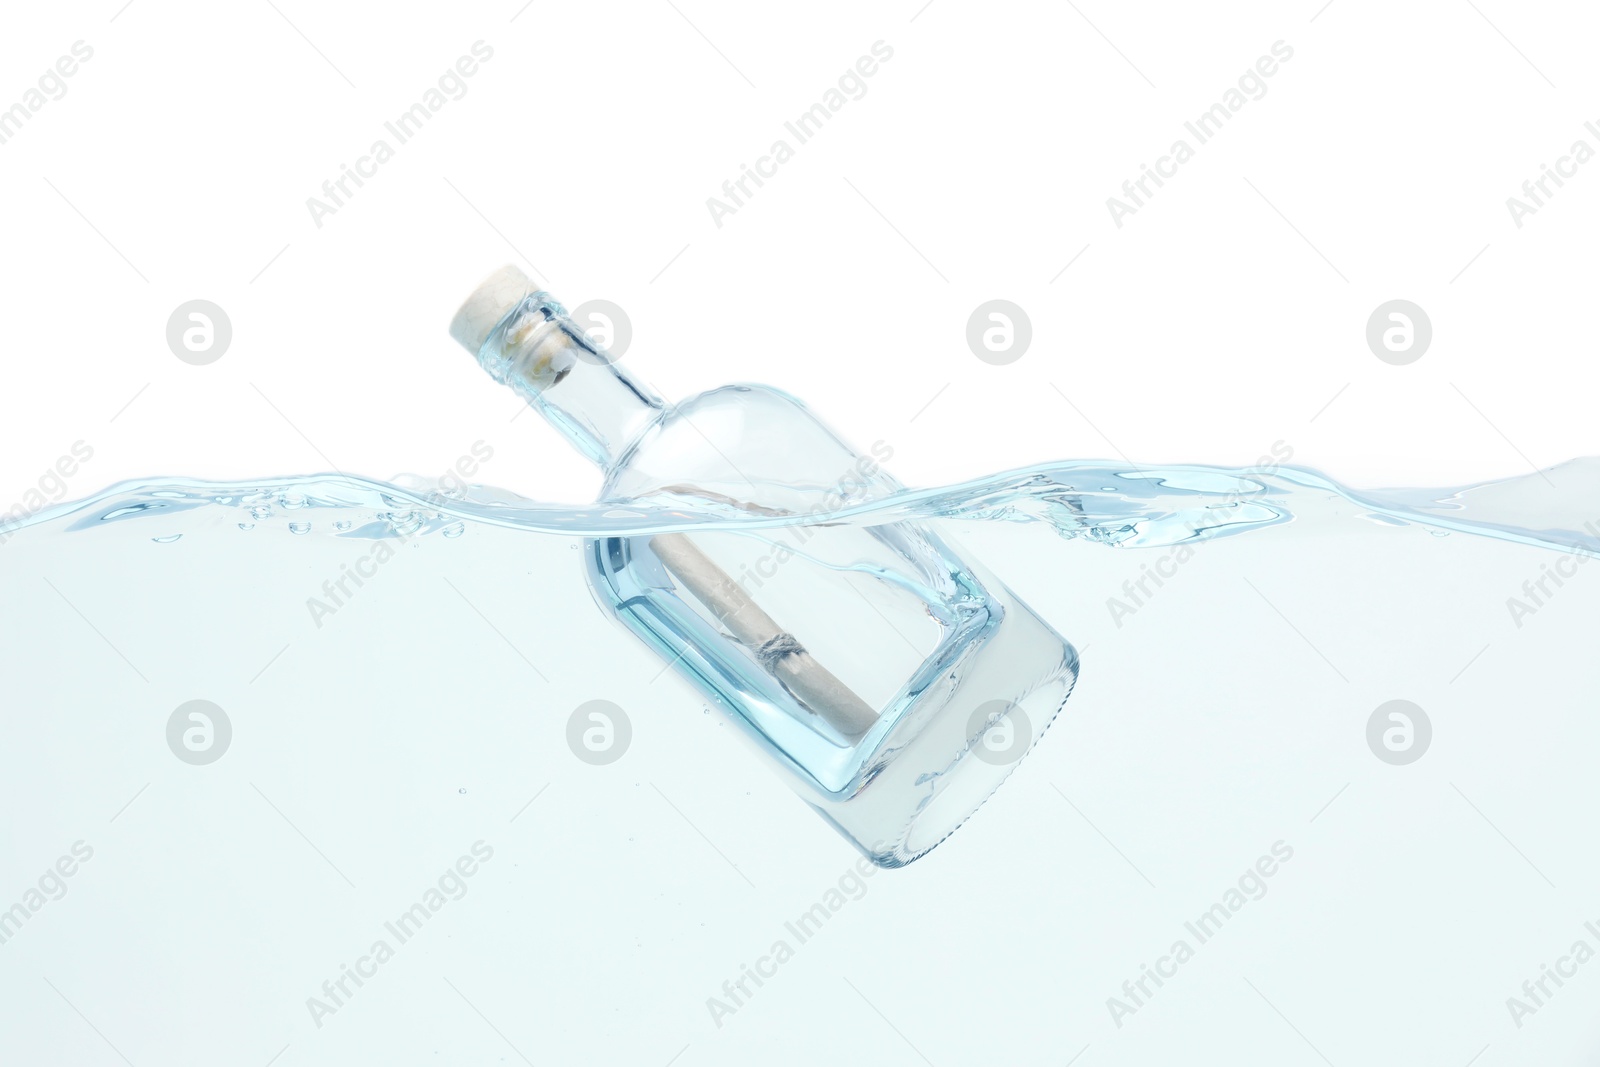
[17,454,1596,545]
[2,459,1598,1063]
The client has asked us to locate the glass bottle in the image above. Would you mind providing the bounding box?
[450,267,1079,867]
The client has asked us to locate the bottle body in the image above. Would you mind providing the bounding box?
[587,384,1079,867]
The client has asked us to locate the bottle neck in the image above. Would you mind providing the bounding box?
[479,295,664,468]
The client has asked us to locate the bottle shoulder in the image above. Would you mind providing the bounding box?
[673,381,815,416]
[601,383,898,509]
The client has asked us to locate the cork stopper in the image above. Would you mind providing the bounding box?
[449,265,535,355]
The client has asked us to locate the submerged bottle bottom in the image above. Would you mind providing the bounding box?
[819,566,1080,867]
[585,532,1080,867]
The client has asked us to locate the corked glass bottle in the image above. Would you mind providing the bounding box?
[450,266,1079,867]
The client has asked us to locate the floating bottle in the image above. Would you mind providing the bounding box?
[450,266,1079,866]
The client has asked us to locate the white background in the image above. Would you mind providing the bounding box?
[4,3,1600,1067]
[2,0,1598,510]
